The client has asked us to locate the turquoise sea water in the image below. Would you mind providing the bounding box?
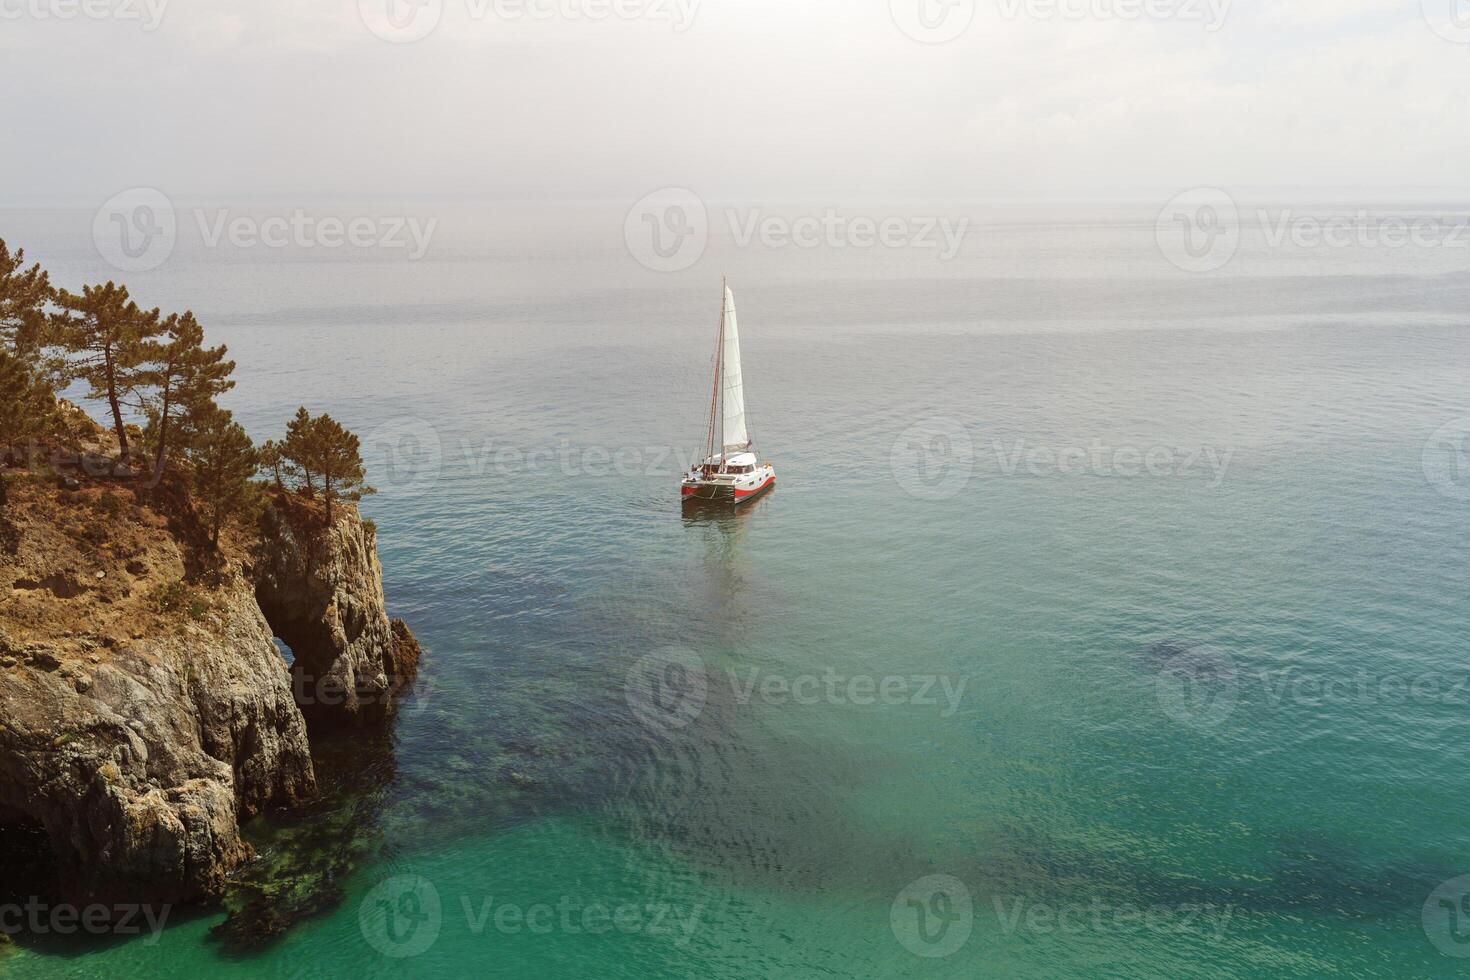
[3,203,1470,977]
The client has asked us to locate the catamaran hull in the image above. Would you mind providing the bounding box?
[681,475,776,505]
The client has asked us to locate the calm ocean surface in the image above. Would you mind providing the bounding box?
[4,202,1470,977]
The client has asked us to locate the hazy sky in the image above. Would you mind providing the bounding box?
[2,0,1468,204]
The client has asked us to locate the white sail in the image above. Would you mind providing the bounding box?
[720,285,749,453]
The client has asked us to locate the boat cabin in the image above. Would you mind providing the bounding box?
[699,452,759,476]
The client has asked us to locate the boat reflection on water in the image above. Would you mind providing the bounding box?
[680,491,775,582]
[680,489,773,528]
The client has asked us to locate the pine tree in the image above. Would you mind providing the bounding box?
[311,413,374,523]
[281,407,318,498]
[51,283,162,462]
[277,407,374,522]
[258,439,295,490]
[134,310,235,479]
[185,403,258,548]
[0,349,58,452]
[0,239,52,357]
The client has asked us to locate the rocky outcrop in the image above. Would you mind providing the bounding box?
[0,475,316,905]
[0,469,421,912]
[253,494,420,730]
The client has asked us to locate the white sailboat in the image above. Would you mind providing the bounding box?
[681,281,777,505]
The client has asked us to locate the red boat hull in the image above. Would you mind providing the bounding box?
[681,475,776,505]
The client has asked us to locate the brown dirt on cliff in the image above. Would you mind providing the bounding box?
[0,470,256,667]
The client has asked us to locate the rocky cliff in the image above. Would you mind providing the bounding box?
[0,468,419,910]
[253,492,420,730]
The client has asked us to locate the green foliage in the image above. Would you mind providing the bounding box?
[50,282,163,460]
[1,242,245,497]
[0,474,16,555]
[258,438,299,490]
[281,408,318,497]
[134,310,236,478]
[152,580,209,620]
[0,348,61,451]
[152,580,193,615]
[278,407,375,523]
[0,238,52,357]
[184,402,259,548]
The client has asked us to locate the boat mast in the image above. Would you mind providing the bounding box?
[704,279,725,465]
[718,276,726,464]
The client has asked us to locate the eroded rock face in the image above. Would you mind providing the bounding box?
[0,471,419,914]
[0,473,315,908]
[0,584,315,906]
[253,496,420,730]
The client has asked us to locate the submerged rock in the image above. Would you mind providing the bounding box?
[210,730,398,952]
